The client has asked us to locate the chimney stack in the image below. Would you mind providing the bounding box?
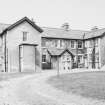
[61,23,69,31]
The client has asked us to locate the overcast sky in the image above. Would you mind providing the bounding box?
[0,0,105,30]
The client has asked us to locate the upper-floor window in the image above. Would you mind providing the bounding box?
[66,40,71,48]
[60,40,65,48]
[23,31,28,41]
[71,40,75,48]
[41,39,46,47]
[60,40,62,47]
[78,41,83,48]
[89,40,93,47]
[95,38,98,46]
[54,40,58,47]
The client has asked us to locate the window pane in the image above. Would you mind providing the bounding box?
[89,40,93,47]
[78,55,82,63]
[78,41,82,48]
[95,38,98,46]
[41,39,46,47]
[42,55,46,62]
[71,41,75,48]
[23,32,28,41]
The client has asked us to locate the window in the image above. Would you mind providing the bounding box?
[52,40,56,47]
[23,31,28,41]
[54,40,58,47]
[41,39,46,47]
[71,40,75,48]
[95,53,99,62]
[66,40,71,48]
[78,55,82,63]
[89,40,93,47]
[95,38,98,46]
[89,54,92,62]
[42,55,46,63]
[63,55,65,59]
[67,57,69,61]
[60,40,62,47]
[78,41,83,48]
[60,40,65,48]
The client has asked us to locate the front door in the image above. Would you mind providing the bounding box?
[19,45,36,72]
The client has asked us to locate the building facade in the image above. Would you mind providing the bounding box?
[0,17,43,72]
[41,26,103,70]
[0,17,104,72]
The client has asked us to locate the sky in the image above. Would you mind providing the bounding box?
[0,0,105,30]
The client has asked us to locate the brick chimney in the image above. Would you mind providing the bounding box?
[61,23,69,31]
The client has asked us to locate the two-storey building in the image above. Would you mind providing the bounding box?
[0,17,104,72]
[41,25,105,70]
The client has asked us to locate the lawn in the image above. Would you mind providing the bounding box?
[47,71,105,100]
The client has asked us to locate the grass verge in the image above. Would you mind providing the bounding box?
[47,71,105,100]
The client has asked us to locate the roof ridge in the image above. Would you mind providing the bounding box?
[42,26,64,30]
[42,26,88,32]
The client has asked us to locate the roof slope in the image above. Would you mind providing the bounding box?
[0,17,43,35]
[47,48,76,56]
[47,48,64,56]
[41,27,88,39]
[5,17,43,33]
[84,28,105,39]
[0,18,105,39]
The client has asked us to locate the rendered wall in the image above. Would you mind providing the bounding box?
[6,21,41,72]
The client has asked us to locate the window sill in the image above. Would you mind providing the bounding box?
[78,48,83,49]
[42,62,47,63]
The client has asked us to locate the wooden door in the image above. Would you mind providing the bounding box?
[19,45,36,72]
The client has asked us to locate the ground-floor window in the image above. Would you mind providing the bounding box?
[78,55,83,63]
[88,62,100,69]
[42,55,46,63]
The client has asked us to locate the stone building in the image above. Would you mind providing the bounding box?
[41,25,104,70]
[0,17,104,72]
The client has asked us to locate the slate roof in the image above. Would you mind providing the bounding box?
[47,48,64,56]
[41,27,88,39]
[47,48,76,56]
[84,28,105,39]
[0,17,105,39]
[47,47,85,56]
[41,27,105,39]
